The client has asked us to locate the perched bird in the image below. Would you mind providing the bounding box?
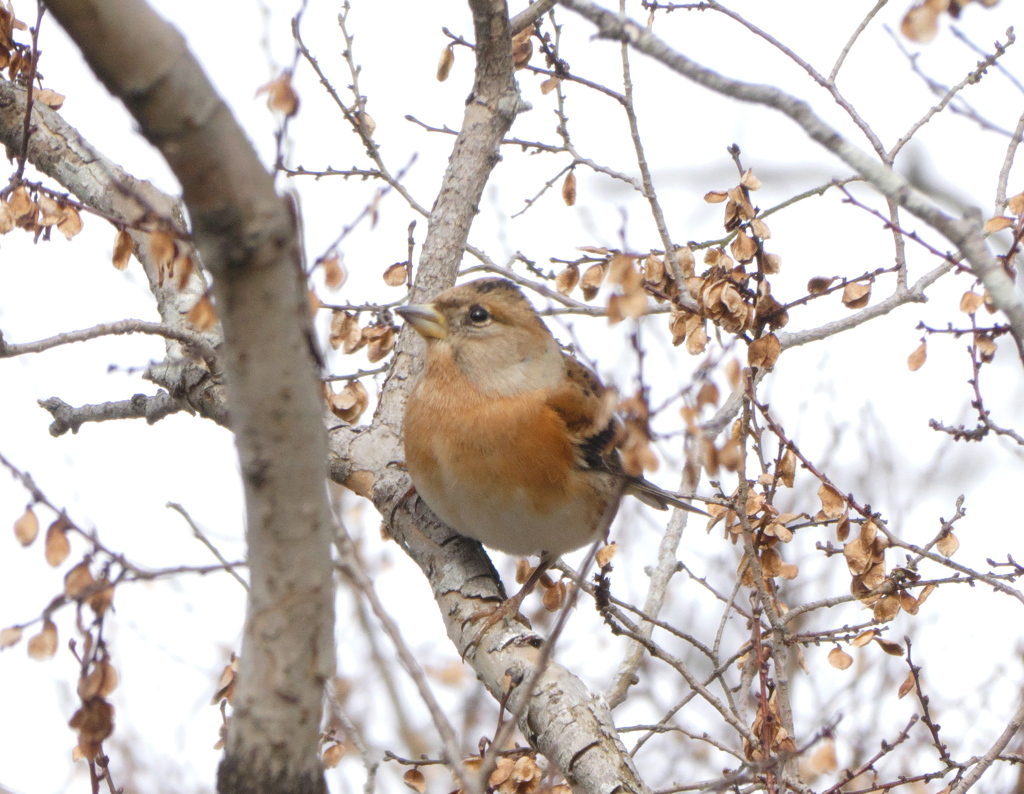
[396,278,705,581]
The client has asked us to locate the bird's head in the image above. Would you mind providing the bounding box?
[396,278,563,395]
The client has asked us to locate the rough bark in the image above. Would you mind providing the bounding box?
[331,2,653,792]
[19,0,661,792]
[43,2,335,793]
[0,79,226,422]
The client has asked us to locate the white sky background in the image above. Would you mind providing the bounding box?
[1,1,1023,792]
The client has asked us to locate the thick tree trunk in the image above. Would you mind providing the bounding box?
[43,2,336,792]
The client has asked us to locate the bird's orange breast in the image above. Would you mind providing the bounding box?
[406,376,575,509]
[403,351,611,555]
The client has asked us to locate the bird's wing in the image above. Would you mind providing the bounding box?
[544,354,623,470]
[547,354,708,517]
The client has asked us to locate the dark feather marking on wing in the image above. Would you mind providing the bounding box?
[577,418,622,472]
[563,355,601,396]
[557,355,623,472]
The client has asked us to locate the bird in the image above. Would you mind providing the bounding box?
[396,277,705,619]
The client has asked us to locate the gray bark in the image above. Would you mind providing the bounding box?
[43,1,336,792]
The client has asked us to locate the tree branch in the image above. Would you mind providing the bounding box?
[0,78,227,424]
[43,1,336,792]
[556,0,1024,366]
[0,319,216,365]
[329,2,655,792]
[950,696,1024,794]
[39,392,191,436]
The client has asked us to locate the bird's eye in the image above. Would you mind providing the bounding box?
[468,305,490,324]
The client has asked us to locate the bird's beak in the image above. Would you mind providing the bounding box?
[396,303,448,340]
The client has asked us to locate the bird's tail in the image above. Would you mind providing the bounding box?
[626,477,708,516]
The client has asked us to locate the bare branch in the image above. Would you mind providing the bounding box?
[38,392,191,437]
[334,521,472,793]
[618,18,686,285]
[325,4,659,792]
[43,1,336,791]
[604,502,698,708]
[829,0,888,84]
[889,31,1015,161]
[556,0,1024,365]
[996,109,1024,213]
[0,79,226,423]
[0,319,217,365]
[510,0,557,33]
[166,502,249,591]
[950,697,1024,794]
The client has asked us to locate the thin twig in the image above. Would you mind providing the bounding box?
[334,521,476,794]
[14,1,44,182]
[995,109,1024,213]
[166,502,249,591]
[950,696,1024,794]
[829,0,887,84]
[0,319,217,365]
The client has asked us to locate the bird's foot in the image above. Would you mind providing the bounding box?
[460,595,533,658]
[388,484,418,530]
[461,561,555,655]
